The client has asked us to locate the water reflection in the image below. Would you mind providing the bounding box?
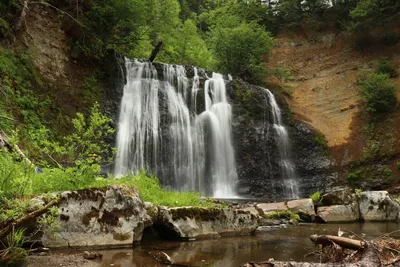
[98,223,400,267]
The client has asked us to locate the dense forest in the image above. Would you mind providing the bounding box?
[0,0,400,266]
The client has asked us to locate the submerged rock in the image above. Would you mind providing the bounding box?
[41,185,152,248]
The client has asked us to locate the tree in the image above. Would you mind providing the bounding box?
[209,20,274,82]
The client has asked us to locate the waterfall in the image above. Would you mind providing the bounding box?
[266,90,299,199]
[114,59,238,198]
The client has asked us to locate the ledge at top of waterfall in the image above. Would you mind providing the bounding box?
[114,58,238,198]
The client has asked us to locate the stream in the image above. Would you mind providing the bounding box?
[89,222,400,267]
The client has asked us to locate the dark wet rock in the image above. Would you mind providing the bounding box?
[41,185,152,248]
[82,251,103,260]
[153,206,259,240]
[358,191,400,221]
[225,79,333,199]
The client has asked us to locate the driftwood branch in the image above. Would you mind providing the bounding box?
[0,200,58,240]
[310,235,366,250]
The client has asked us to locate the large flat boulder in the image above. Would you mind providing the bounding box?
[41,186,152,248]
[317,203,359,223]
[319,188,354,206]
[256,202,288,216]
[287,198,315,216]
[358,191,400,221]
[154,206,259,240]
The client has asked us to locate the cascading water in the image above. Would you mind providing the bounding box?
[114,58,238,197]
[266,90,299,199]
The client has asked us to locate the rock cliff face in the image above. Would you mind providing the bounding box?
[108,59,333,199]
[226,79,333,198]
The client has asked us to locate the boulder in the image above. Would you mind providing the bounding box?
[256,202,288,216]
[358,191,400,221]
[237,206,261,217]
[154,206,259,240]
[41,185,152,248]
[287,198,315,216]
[319,188,354,206]
[317,203,359,223]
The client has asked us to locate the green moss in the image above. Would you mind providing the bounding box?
[169,206,223,221]
[265,210,300,222]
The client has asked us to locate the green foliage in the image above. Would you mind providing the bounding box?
[355,188,362,196]
[314,131,328,150]
[0,247,27,267]
[209,20,274,82]
[265,210,300,222]
[396,161,400,170]
[0,0,21,37]
[0,151,33,199]
[347,169,363,184]
[272,66,292,83]
[310,191,321,205]
[375,58,398,78]
[359,73,397,113]
[63,102,115,165]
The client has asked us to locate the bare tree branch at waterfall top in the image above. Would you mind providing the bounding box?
[149,41,163,62]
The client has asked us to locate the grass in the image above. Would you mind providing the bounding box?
[90,173,214,207]
[0,151,213,208]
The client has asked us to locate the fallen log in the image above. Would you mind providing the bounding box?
[310,235,365,250]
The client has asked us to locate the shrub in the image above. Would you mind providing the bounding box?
[375,58,398,78]
[359,73,397,113]
[347,169,363,184]
[310,191,321,205]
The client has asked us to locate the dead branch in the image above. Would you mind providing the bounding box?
[310,235,366,250]
[0,200,58,240]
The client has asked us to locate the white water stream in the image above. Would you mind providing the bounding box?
[114,59,238,197]
[266,90,299,199]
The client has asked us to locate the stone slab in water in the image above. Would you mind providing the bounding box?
[256,202,288,216]
[317,203,359,223]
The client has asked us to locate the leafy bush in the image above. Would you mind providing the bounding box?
[359,73,397,113]
[347,169,363,184]
[310,191,321,205]
[375,58,398,78]
[209,20,274,83]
